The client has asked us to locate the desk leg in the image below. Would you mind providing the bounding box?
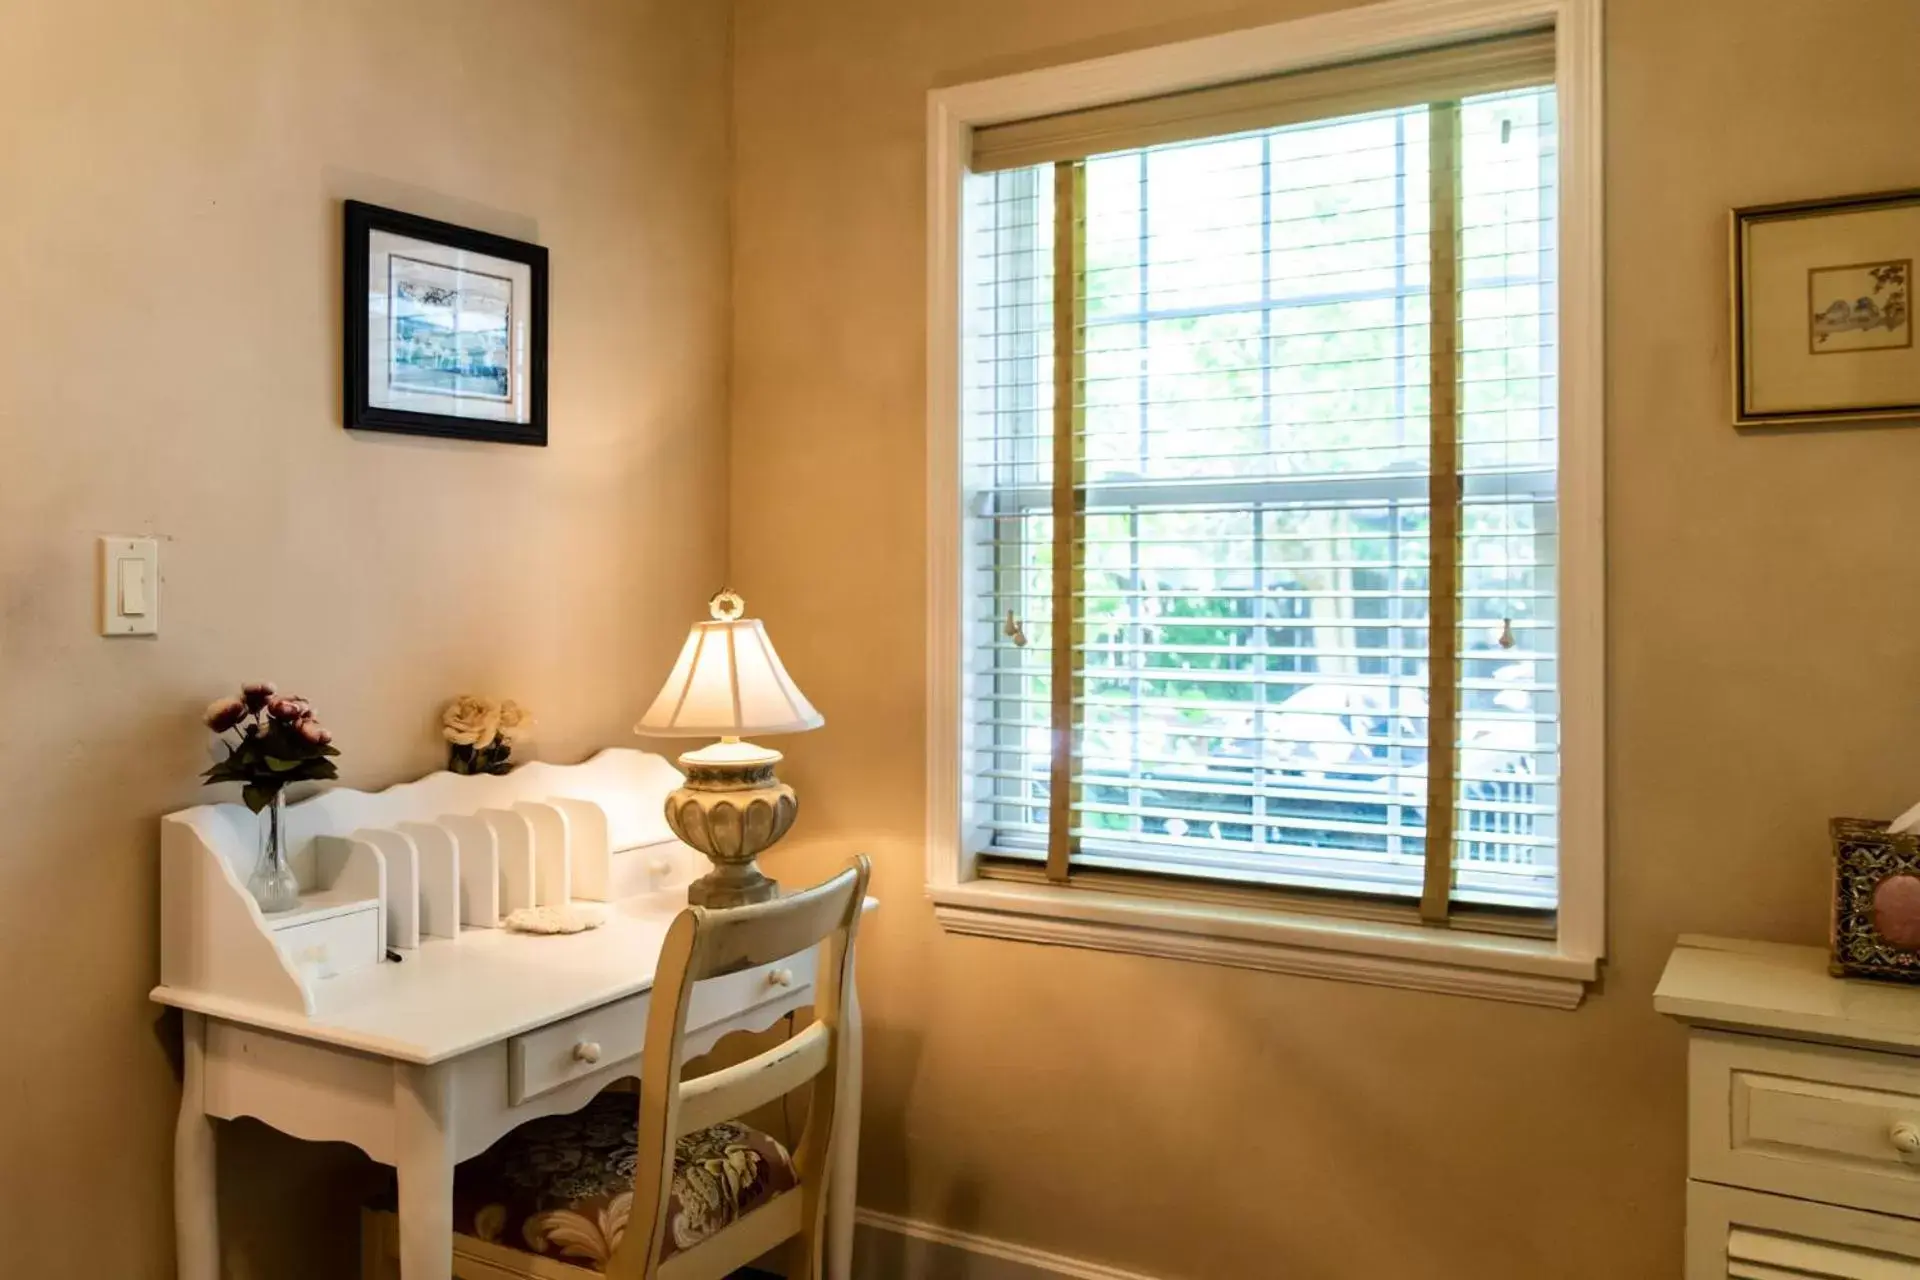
[394,1062,457,1280]
[175,1011,220,1280]
[827,970,861,1280]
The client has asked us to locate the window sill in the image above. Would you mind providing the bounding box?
[927,879,1597,1009]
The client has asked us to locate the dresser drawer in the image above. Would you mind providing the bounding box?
[1688,1182,1920,1279]
[506,951,819,1106]
[1692,1029,1920,1219]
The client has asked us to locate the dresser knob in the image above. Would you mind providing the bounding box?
[1892,1122,1920,1154]
[769,968,794,989]
[573,1041,602,1065]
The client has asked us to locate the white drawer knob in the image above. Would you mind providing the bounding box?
[573,1041,602,1065]
[1891,1122,1920,1154]
[768,967,794,989]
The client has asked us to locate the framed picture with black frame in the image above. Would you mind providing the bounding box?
[344,200,549,446]
[1732,189,1920,428]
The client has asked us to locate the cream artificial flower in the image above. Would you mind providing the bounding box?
[497,699,532,744]
[443,695,502,747]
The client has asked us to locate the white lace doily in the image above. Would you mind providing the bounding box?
[502,904,608,935]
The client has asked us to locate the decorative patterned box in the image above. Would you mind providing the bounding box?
[1830,818,1920,982]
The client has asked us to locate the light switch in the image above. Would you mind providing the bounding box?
[100,536,159,636]
[119,558,150,616]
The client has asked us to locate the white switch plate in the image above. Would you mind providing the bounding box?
[100,536,159,636]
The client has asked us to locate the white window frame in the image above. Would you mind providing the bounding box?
[924,0,1604,1008]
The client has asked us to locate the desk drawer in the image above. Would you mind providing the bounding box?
[508,992,648,1107]
[1692,1030,1920,1219]
[506,952,819,1106]
[687,950,817,1034]
[270,906,381,981]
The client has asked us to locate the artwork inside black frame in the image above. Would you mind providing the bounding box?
[343,200,549,446]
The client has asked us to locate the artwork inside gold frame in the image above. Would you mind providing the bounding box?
[1830,818,1920,983]
[1733,189,1920,426]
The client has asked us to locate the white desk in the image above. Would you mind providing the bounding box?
[150,749,866,1280]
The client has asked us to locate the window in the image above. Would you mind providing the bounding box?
[929,1,1602,1006]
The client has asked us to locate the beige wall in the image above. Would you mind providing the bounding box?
[0,0,730,1274]
[731,0,1920,1276]
[8,0,1919,1275]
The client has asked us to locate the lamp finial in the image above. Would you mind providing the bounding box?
[709,588,745,622]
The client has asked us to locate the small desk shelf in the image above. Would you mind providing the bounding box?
[159,748,691,1016]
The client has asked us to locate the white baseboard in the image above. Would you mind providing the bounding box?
[852,1208,1162,1280]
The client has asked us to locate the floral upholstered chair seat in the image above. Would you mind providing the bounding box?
[450,1090,797,1271]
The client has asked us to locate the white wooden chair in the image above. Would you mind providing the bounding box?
[363,855,871,1280]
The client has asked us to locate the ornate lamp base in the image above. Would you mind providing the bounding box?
[660,740,798,908]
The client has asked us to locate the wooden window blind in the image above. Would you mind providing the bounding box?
[960,33,1560,920]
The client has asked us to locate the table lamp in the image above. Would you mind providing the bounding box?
[635,589,824,907]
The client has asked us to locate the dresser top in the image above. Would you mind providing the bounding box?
[1656,935,1920,1054]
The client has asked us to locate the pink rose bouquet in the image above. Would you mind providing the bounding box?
[201,681,342,812]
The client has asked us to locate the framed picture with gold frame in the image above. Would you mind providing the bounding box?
[1830,818,1920,983]
[1732,189,1920,427]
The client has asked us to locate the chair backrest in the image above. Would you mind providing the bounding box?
[608,855,871,1280]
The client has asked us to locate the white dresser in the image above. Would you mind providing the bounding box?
[1658,936,1920,1278]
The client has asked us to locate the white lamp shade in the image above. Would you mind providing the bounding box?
[636,618,824,738]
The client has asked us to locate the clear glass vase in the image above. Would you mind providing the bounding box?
[247,790,301,913]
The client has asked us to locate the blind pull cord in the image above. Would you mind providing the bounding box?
[1497,107,1518,653]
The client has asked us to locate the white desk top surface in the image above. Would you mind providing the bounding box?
[154,891,688,1065]
[153,891,882,1065]
[1655,933,1920,1054]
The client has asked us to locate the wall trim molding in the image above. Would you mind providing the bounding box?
[855,1208,1166,1280]
[923,0,1607,999]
